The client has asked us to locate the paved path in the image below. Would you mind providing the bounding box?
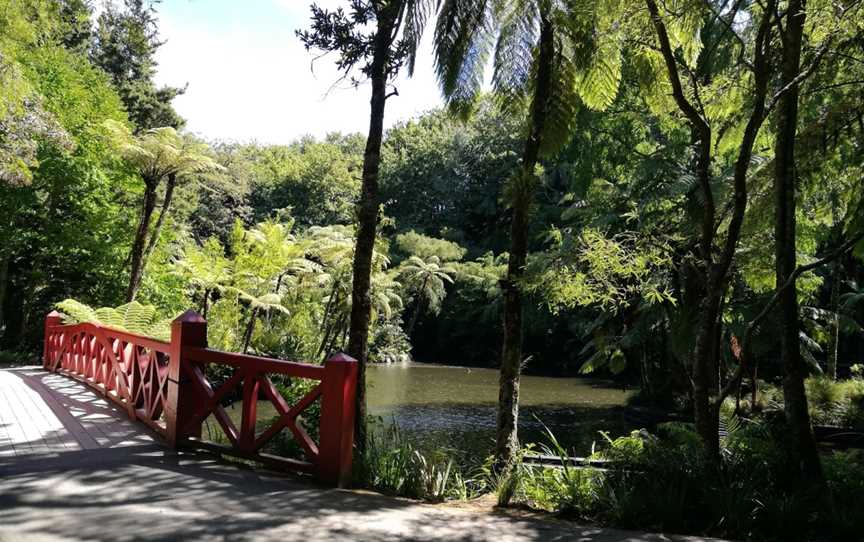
[0,367,721,541]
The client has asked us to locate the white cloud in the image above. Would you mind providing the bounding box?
[153,3,444,145]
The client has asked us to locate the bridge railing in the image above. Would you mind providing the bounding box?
[43,309,357,486]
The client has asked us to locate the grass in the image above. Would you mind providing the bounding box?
[354,422,470,502]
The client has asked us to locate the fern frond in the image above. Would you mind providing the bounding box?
[55,299,98,325]
[491,0,537,110]
[56,299,168,340]
[539,42,581,157]
[434,0,496,117]
[401,0,436,76]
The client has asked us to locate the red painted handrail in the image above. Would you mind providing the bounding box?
[43,310,358,487]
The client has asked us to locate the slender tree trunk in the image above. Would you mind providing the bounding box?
[646,0,774,460]
[318,306,340,358]
[406,277,429,336]
[346,5,399,452]
[827,259,841,380]
[329,312,349,355]
[774,0,823,483]
[827,193,842,380]
[318,279,341,355]
[496,16,555,469]
[127,180,159,301]
[242,306,259,354]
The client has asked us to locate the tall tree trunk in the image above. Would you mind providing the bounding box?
[242,306,259,354]
[692,293,722,459]
[646,0,774,460]
[496,16,554,469]
[646,0,719,459]
[127,179,159,301]
[774,0,823,483]
[346,5,399,452]
[129,173,177,301]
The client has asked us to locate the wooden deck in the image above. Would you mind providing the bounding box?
[0,366,158,458]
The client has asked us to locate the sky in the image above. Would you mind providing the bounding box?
[152,0,446,145]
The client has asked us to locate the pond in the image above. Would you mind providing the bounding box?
[366,363,636,460]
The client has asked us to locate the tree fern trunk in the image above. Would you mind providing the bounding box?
[242,306,259,354]
[407,277,429,337]
[318,280,341,356]
[496,16,555,471]
[127,179,159,301]
[131,173,177,300]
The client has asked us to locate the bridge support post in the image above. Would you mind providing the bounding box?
[43,311,63,371]
[166,310,207,449]
[317,352,358,487]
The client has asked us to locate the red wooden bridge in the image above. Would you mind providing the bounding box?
[36,309,358,486]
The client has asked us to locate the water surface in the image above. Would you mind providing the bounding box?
[366,363,635,458]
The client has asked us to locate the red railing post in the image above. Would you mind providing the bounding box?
[166,310,207,449]
[43,311,63,371]
[317,352,358,487]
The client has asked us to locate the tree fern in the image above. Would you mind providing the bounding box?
[55,299,172,341]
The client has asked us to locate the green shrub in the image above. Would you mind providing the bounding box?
[0,350,38,366]
[514,420,864,541]
[369,317,412,364]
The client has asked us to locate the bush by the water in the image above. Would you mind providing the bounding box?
[506,418,864,541]
[742,375,864,430]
